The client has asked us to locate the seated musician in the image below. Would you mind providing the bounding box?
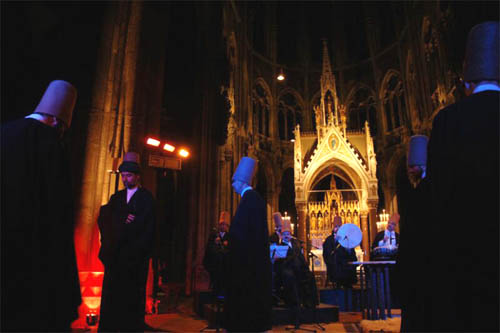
[322,216,358,289]
[203,211,231,296]
[272,217,318,309]
[371,213,400,260]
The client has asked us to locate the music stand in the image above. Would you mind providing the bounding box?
[284,251,324,333]
[306,251,325,332]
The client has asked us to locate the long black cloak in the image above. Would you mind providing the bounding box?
[411,91,499,332]
[98,187,156,332]
[1,118,81,332]
[225,189,272,332]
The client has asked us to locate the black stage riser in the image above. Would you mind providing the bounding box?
[202,303,339,327]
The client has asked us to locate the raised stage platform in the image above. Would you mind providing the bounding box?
[201,301,338,327]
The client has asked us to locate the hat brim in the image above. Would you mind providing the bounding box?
[118,161,140,173]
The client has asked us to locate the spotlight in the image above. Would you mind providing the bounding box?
[178,149,189,158]
[146,137,160,147]
[163,143,175,152]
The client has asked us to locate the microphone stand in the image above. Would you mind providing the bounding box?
[307,252,325,332]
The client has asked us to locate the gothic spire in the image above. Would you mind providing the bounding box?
[322,38,332,75]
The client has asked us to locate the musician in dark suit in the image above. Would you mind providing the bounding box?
[371,213,400,259]
[203,211,231,296]
[274,218,319,310]
[98,152,156,332]
[323,216,357,289]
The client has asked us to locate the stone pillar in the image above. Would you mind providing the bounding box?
[296,202,308,259]
[369,206,378,249]
[75,1,143,271]
[366,199,379,257]
[360,212,370,260]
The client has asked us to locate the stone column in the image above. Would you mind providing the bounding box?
[360,212,370,260]
[368,205,378,249]
[368,200,378,254]
[296,202,308,259]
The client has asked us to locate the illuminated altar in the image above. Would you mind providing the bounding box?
[294,40,379,268]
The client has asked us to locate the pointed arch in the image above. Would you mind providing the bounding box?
[277,87,304,141]
[344,83,377,134]
[380,70,406,132]
[253,78,272,137]
[254,77,273,106]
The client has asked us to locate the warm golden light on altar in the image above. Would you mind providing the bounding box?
[277,68,285,81]
[283,211,293,233]
[376,209,389,232]
[146,137,160,147]
[163,143,175,152]
[178,148,189,158]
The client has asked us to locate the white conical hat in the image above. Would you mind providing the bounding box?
[232,156,257,184]
[408,135,428,166]
[282,218,292,233]
[33,80,77,127]
[333,215,342,227]
[463,21,499,82]
[219,211,231,225]
[273,212,283,229]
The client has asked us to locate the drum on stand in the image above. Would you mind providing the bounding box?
[372,245,398,260]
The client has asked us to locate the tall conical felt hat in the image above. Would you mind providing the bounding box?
[282,218,292,233]
[232,156,257,184]
[118,152,141,173]
[219,211,231,225]
[273,212,283,229]
[408,135,429,166]
[463,21,499,82]
[333,216,343,227]
[33,80,77,127]
[389,213,400,224]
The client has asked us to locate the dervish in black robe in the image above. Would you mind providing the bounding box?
[225,189,272,332]
[98,187,155,332]
[410,90,499,332]
[1,118,82,332]
[396,178,431,332]
[323,234,358,288]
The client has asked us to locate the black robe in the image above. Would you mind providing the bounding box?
[225,189,272,332]
[419,90,499,332]
[203,231,230,295]
[397,179,431,332]
[323,234,358,288]
[98,187,155,332]
[1,118,81,332]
